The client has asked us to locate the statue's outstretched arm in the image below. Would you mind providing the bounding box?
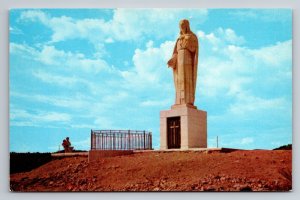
[167,39,179,69]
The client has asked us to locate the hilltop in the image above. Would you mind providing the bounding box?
[10,150,291,192]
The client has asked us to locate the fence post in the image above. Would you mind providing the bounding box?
[128,130,131,150]
[120,132,123,150]
[101,132,103,149]
[109,130,111,150]
[147,133,150,150]
[113,133,115,150]
[150,133,152,150]
[118,132,120,150]
[137,134,139,150]
[91,129,93,150]
[104,132,106,149]
[143,131,146,150]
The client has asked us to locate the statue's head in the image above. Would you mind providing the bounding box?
[179,19,191,35]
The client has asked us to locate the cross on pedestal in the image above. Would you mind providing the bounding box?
[170,121,179,130]
[170,121,179,145]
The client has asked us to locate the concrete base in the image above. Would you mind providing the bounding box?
[51,152,88,157]
[160,105,207,150]
[88,150,133,162]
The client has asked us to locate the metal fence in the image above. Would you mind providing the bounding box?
[91,130,152,150]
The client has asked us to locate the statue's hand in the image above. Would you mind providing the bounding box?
[167,54,177,69]
[167,58,174,67]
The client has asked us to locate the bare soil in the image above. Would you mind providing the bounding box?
[10,150,292,192]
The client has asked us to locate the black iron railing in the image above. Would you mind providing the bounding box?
[91,130,152,150]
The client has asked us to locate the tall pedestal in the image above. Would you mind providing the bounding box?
[160,105,207,150]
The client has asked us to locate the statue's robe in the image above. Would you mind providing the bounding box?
[170,33,198,106]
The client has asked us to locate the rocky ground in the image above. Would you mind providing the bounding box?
[10,150,292,192]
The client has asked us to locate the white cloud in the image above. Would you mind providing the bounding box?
[197,27,245,47]
[10,43,37,57]
[38,45,109,73]
[102,9,208,41]
[19,10,48,24]
[72,137,90,150]
[271,141,283,147]
[140,98,171,107]
[216,135,255,149]
[11,91,91,110]
[10,43,110,74]
[20,11,83,42]
[10,26,23,35]
[94,117,114,129]
[230,9,291,23]
[120,40,174,90]
[41,112,71,122]
[32,70,77,86]
[217,28,245,45]
[101,91,128,104]
[197,27,291,150]
[250,40,292,67]
[146,40,154,48]
[240,137,254,145]
[197,28,291,98]
[10,107,32,120]
[105,37,114,43]
[228,93,288,116]
[31,70,106,96]
[19,9,208,44]
[10,107,71,127]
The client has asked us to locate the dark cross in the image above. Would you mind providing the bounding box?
[170,121,179,129]
[170,121,179,146]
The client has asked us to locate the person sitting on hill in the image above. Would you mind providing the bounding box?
[66,137,74,152]
[62,139,68,152]
[62,137,74,153]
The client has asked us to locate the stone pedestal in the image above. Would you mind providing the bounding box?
[160,105,207,150]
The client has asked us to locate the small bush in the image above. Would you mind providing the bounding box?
[10,152,52,174]
[273,144,292,150]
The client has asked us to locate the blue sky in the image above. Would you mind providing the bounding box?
[9,9,292,152]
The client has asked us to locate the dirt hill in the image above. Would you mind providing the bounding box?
[10,150,292,192]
